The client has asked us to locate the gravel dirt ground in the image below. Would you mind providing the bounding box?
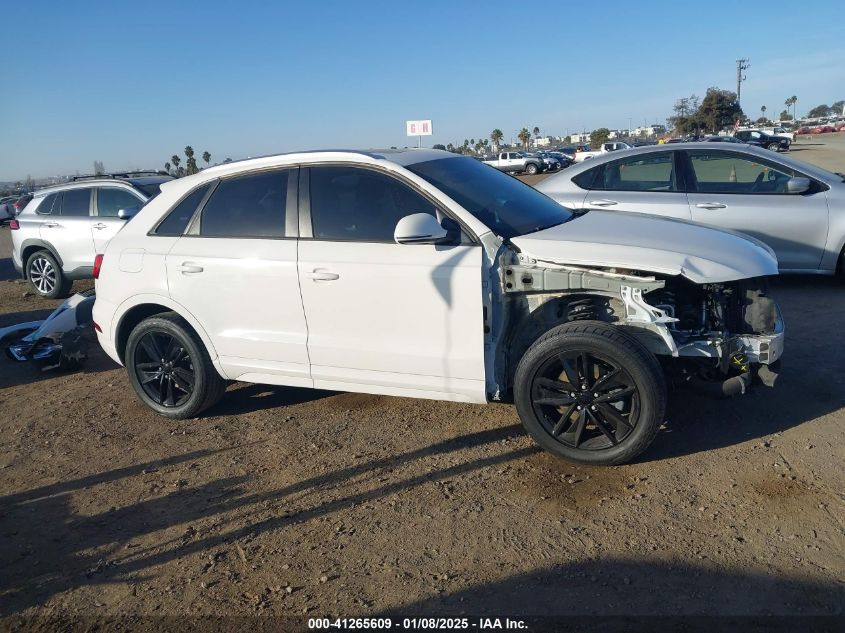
[1,138,844,629]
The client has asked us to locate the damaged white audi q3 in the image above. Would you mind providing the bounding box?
[93,149,784,465]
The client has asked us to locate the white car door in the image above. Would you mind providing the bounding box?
[582,151,691,219]
[297,165,486,403]
[92,186,145,254]
[684,149,829,271]
[165,169,311,386]
[38,187,97,273]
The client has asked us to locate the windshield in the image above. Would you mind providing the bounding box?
[407,156,574,238]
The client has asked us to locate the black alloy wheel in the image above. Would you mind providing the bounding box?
[134,330,195,408]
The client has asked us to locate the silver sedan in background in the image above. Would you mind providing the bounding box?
[536,143,845,274]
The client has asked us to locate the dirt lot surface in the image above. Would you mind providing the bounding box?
[1,139,844,629]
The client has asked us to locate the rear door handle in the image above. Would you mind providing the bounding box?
[590,199,618,207]
[176,262,204,274]
[695,202,727,210]
[92,223,107,230]
[304,270,339,281]
[43,221,60,228]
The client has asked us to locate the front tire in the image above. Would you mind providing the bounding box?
[26,250,71,299]
[125,312,226,419]
[514,321,666,465]
[524,163,539,175]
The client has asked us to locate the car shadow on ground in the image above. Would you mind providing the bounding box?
[209,383,335,415]
[376,560,844,621]
[0,425,532,615]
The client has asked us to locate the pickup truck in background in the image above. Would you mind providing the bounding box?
[482,152,546,175]
[733,129,791,151]
[572,141,633,163]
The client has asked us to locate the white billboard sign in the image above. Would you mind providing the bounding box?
[406,120,433,136]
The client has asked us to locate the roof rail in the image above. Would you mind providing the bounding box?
[71,170,170,181]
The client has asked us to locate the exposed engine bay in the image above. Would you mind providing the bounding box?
[487,247,784,400]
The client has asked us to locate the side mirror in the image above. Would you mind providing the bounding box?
[117,205,140,220]
[394,213,450,245]
[786,177,810,194]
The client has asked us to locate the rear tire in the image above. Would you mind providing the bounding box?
[26,250,71,299]
[525,163,539,175]
[514,321,666,465]
[125,312,226,419]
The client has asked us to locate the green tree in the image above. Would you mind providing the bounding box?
[761,105,767,119]
[785,96,798,120]
[164,161,171,174]
[532,126,540,138]
[696,87,743,132]
[432,143,446,150]
[490,129,504,148]
[184,146,198,175]
[202,151,211,167]
[833,100,844,115]
[779,109,791,121]
[170,155,181,175]
[807,104,831,118]
[517,127,531,149]
[589,127,611,149]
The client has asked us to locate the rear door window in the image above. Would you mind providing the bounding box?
[199,170,289,238]
[60,188,92,216]
[155,183,212,236]
[594,152,675,191]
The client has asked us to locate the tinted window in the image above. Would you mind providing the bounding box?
[309,166,437,241]
[155,183,211,236]
[135,183,164,198]
[571,168,598,190]
[595,152,675,191]
[60,188,92,216]
[97,188,143,217]
[200,171,288,238]
[36,193,59,215]
[407,156,574,238]
[687,151,795,194]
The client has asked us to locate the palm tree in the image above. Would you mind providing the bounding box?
[533,126,540,138]
[518,127,531,149]
[761,105,767,119]
[202,151,211,168]
[490,129,503,149]
[790,95,798,119]
[164,161,171,174]
[171,155,181,173]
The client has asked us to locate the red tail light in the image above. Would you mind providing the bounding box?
[9,219,19,230]
[93,254,104,279]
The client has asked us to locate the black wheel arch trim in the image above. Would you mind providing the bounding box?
[20,239,64,275]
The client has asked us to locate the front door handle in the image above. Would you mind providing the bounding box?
[92,222,107,230]
[695,202,727,210]
[43,221,60,228]
[590,199,618,207]
[304,270,339,281]
[176,262,204,274]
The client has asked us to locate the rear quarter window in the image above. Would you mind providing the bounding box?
[153,183,212,236]
[571,168,599,190]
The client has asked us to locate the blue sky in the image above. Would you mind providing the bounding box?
[2,0,843,180]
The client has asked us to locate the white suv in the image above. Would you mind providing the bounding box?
[11,172,172,298]
[93,149,784,465]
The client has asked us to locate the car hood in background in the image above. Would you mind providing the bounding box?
[509,210,779,284]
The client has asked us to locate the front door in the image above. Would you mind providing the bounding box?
[92,186,145,254]
[165,169,311,385]
[684,149,829,271]
[297,165,486,403]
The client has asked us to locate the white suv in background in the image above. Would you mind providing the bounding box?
[92,149,784,466]
[11,172,172,298]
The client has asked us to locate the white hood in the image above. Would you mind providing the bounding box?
[510,210,778,283]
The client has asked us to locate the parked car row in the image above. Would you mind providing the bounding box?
[794,123,845,135]
[0,193,33,222]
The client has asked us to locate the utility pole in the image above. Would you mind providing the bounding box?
[736,58,750,106]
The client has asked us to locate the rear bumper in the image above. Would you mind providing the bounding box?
[92,295,122,365]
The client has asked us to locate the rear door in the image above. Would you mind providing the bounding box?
[582,151,691,219]
[683,149,829,270]
[39,187,96,274]
[92,186,145,253]
[165,168,311,385]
